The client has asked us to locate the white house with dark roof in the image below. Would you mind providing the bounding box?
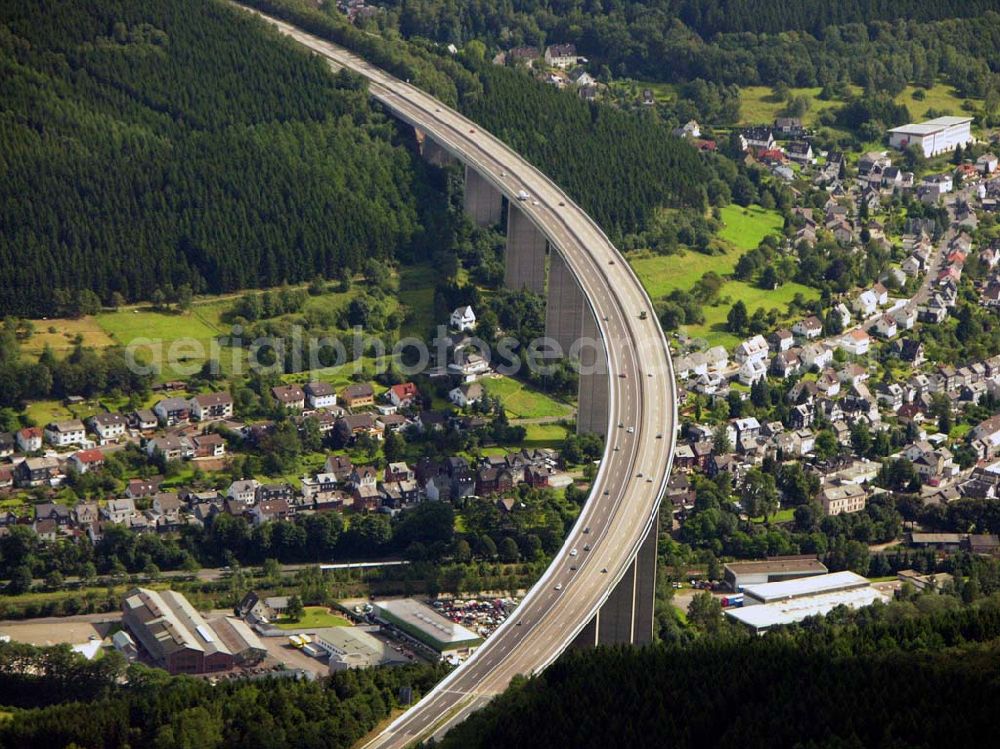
[189,392,233,421]
[449,305,476,332]
[44,420,87,447]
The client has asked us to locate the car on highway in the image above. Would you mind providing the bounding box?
[532,200,540,206]
[570,548,578,557]
[583,526,591,534]
[627,426,635,434]
[555,583,563,591]
[583,544,591,551]
[516,190,529,201]
[656,433,663,439]
[570,565,577,571]
[601,567,608,574]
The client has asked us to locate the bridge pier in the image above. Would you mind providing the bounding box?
[414,127,456,168]
[505,203,547,294]
[577,305,608,437]
[569,517,658,649]
[464,165,503,227]
[544,249,585,356]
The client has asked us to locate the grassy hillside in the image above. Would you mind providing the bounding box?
[629,205,810,346]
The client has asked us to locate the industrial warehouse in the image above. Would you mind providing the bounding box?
[724,572,890,634]
[375,598,483,660]
[122,587,266,674]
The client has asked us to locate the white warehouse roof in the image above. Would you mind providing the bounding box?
[888,116,973,136]
[725,585,889,632]
[742,570,870,604]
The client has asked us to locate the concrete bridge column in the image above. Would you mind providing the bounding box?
[418,134,456,168]
[505,203,547,294]
[569,517,659,649]
[544,249,585,356]
[464,165,503,227]
[576,305,608,437]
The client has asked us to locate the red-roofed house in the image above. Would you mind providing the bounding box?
[70,449,105,474]
[388,382,419,408]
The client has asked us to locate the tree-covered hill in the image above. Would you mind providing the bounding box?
[435,596,1000,748]
[241,0,712,243]
[0,0,429,316]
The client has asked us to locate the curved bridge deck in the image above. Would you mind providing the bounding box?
[238,6,677,746]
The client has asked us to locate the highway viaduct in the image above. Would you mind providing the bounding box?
[238,6,678,745]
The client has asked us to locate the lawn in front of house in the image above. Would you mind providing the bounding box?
[482,376,575,420]
[274,606,352,630]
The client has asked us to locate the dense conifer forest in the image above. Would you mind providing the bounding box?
[242,0,712,242]
[435,595,1000,748]
[0,0,429,316]
[372,1,1000,95]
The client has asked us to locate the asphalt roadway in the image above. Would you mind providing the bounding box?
[237,7,678,745]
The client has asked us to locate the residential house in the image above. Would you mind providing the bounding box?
[44,420,86,448]
[893,338,926,366]
[739,358,768,386]
[69,448,105,474]
[153,398,190,426]
[873,314,898,339]
[742,127,775,151]
[770,350,801,379]
[341,383,375,409]
[774,117,804,136]
[189,392,234,421]
[734,334,769,365]
[192,433,226,458]
[16,427,43,452]
[786,141,814,164]
[891,306,917,331]
[305,382,337,410]
[800,343,833,370]
[819,483,867,516]
[146,435,193,462]
[853,289,880,318]
[127,477,161,499]
[15,456,61,488]
[543,43,577,68]
[768,329,794,352]
[388,382,419,408]
[833,303,852,329]
[450,305,476,332]
[251,500,294,526]
[976,153,999,174]
[130,409,158,432]
[839,329,871,357]
[324,455,354,482]
[271,385,306,411]
[792,316,823,340]
[672,120,701,139]
[227,479,261,505]
[88,413,127,441]
[449,382,483,407]
[104,498,137,525]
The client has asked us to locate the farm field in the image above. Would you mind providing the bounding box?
[482,376,575,420]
